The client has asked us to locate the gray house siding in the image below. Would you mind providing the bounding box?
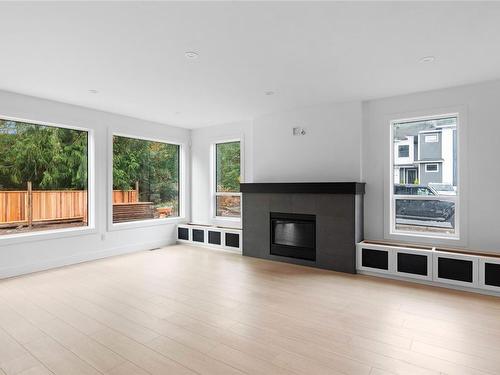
[420,163,443,186]
[419,132,442,161]
[413,137,418,161]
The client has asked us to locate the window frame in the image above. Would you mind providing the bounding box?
[108,131,186,231]
[211,138,243,222]
[398,145,410,158]
[425,163,439,173]
[385,108,468,246]
[424,133,439,143]
[0,115,96,245]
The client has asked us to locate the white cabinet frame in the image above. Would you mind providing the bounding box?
[356,243,394,275]
[394,248,433,281]
[176,224,242,253]
[357,242,499,296]
[432,251,479,288]
[479,257,500,292]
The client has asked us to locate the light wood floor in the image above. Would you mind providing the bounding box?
[1,245,500,375]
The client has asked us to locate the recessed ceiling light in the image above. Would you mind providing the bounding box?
[88,89,99,94]
[419,56,435,63]
[185,51,199,59]
[264,91,275,96]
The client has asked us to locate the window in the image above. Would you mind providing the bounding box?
[425,163,439,172]
[215,141,241,218]
[112,135,180,223]
[398,145,409,158]
[391,116,458,238]
[424,134,438,143]
[0,118,89,236]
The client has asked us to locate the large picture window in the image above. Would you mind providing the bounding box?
[215,141,241,218]
[112,135,180,223]
[0,118,88,236]
[391,116,458,238]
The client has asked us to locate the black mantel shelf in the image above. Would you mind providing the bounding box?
[240,182,365,195]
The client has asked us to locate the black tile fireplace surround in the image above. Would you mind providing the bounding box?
[241,182,365,274]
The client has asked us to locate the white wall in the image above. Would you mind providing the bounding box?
[191,81,500,254]
[0,90,190,278]
[252,101,363,182]
[190,102,363,226]
[363,80,500,252]
[6,78,498,278]
[190,120,253,227]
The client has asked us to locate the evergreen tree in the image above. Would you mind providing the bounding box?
[0,120,87,190]
[216,141,240,192]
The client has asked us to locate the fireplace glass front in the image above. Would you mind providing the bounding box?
[270,212,316,261]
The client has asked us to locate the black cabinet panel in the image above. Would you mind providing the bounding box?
[397,253,428,276]
[485,263,500,287]
[208,231,221,245]
[225,233,240,248]
[178,227,189,240]
[438,257,473,283]
[362,248,388,270]
[192,229,204,243]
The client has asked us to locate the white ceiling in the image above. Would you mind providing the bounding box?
[1,2,500,128]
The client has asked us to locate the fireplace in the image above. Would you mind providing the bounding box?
[241,182,365,273]
[270,212,316,261]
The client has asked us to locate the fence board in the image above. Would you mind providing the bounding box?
[0,191,26,223]
[113,190,138,204]
[0,189,136,224]
[32,191,87,222]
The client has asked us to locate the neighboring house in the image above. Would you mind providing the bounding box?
[394,124,457,187]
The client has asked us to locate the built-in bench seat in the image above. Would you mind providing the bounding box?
[357,240,500,296]
[177,223,242,251]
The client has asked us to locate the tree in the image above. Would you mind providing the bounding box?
[0,120,180,212]
[112,136,147,190]
[0,120,88,190]
[216,141,240,192]
[112,136,179,210]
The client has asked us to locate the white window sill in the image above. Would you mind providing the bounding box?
[108,216,187,232]
[214,216,241,221]
[0,225,97,246]
[386,230,464,247]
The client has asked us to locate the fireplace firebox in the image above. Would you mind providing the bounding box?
[242,182,365,273]
[270,212,316,261]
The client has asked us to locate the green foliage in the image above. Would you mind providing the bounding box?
[0,120,179,212]
[0,120,88,190]
[0,120,180,214]
[216,141,241,192]
[112,136,179,209]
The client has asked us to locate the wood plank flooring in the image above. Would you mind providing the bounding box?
[1,244,500,375]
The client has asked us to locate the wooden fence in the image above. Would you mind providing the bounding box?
[113,190,138,204]
[0,189,138,225]
[33,190,88,223]
[0,191,27,224]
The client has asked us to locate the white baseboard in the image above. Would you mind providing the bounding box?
[176,240,242,255]
[0,240,173,279]
[358,270,500,298]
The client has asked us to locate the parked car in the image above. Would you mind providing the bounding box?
[394,184,455,225]
[428,183,457,196]
[394,184,436,196]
